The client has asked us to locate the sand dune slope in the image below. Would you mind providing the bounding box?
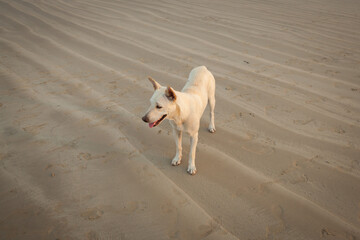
[0,0,360,239]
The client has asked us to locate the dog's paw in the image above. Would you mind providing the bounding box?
[171,157,181,166]
[208,127,216,133]
[187,165,197,175]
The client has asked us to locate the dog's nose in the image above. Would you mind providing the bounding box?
[142,115,149,123]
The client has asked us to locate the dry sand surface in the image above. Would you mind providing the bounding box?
[1,0,360,239]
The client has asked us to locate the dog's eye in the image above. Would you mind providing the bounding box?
[156,105,162,109]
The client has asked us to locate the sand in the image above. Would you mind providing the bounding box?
[0,0,360,239]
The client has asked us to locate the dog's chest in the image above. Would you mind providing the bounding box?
[175,124,184,131]
[169,120,184,131]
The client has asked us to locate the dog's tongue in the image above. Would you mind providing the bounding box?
[149,122,156,128]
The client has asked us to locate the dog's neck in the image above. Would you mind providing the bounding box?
[168,102,182,126]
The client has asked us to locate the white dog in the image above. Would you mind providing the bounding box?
[142,66,216,175]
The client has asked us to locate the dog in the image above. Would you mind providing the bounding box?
[142,66,216,175]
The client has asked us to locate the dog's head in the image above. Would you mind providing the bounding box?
[142,77,177,128]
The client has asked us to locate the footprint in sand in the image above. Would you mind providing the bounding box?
[264,105,278,115]
[317,126,345,134]
[271,205,283,219]
[225,86,234,91]
[293,119,314,125]
[325,69,340,77]
[238,112,255,118]
[321,228,335,237]
[261,137,276,146]
[241,143,275,156]
[245,131,258,141]
[3,126,17,136]
[125,202,139,213]
[334,128,346,134]
[280,160,300,176]
[78,152,92,160]
[223,113,238,124]
[198,220,219,238]
[120,201,147,215]
[345,232,356,240]
[202,16,220,22]
[266,205,286,238]
[81,207,103,220]
[86,231,100,240]
[161,201,175,214]
[305,96,326,104]
[289,174,309,184]
[22,123,47,135]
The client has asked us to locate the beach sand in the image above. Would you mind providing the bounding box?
[0,0,360,239]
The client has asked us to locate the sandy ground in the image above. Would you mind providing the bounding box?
[0,0,360,239]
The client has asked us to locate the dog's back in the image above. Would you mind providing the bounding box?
[182,66,215,106]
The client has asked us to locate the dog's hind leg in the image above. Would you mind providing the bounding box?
[187,132,198,175]
[171,128,182,166]
[208,95,216,133]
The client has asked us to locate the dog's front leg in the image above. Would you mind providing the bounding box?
[171,128,182,166]
[187,132,198,175]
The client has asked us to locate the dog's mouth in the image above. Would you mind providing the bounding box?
[149,114,167,128]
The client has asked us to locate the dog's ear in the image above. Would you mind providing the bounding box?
[148,76,161,90]
[165,86,177,101]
